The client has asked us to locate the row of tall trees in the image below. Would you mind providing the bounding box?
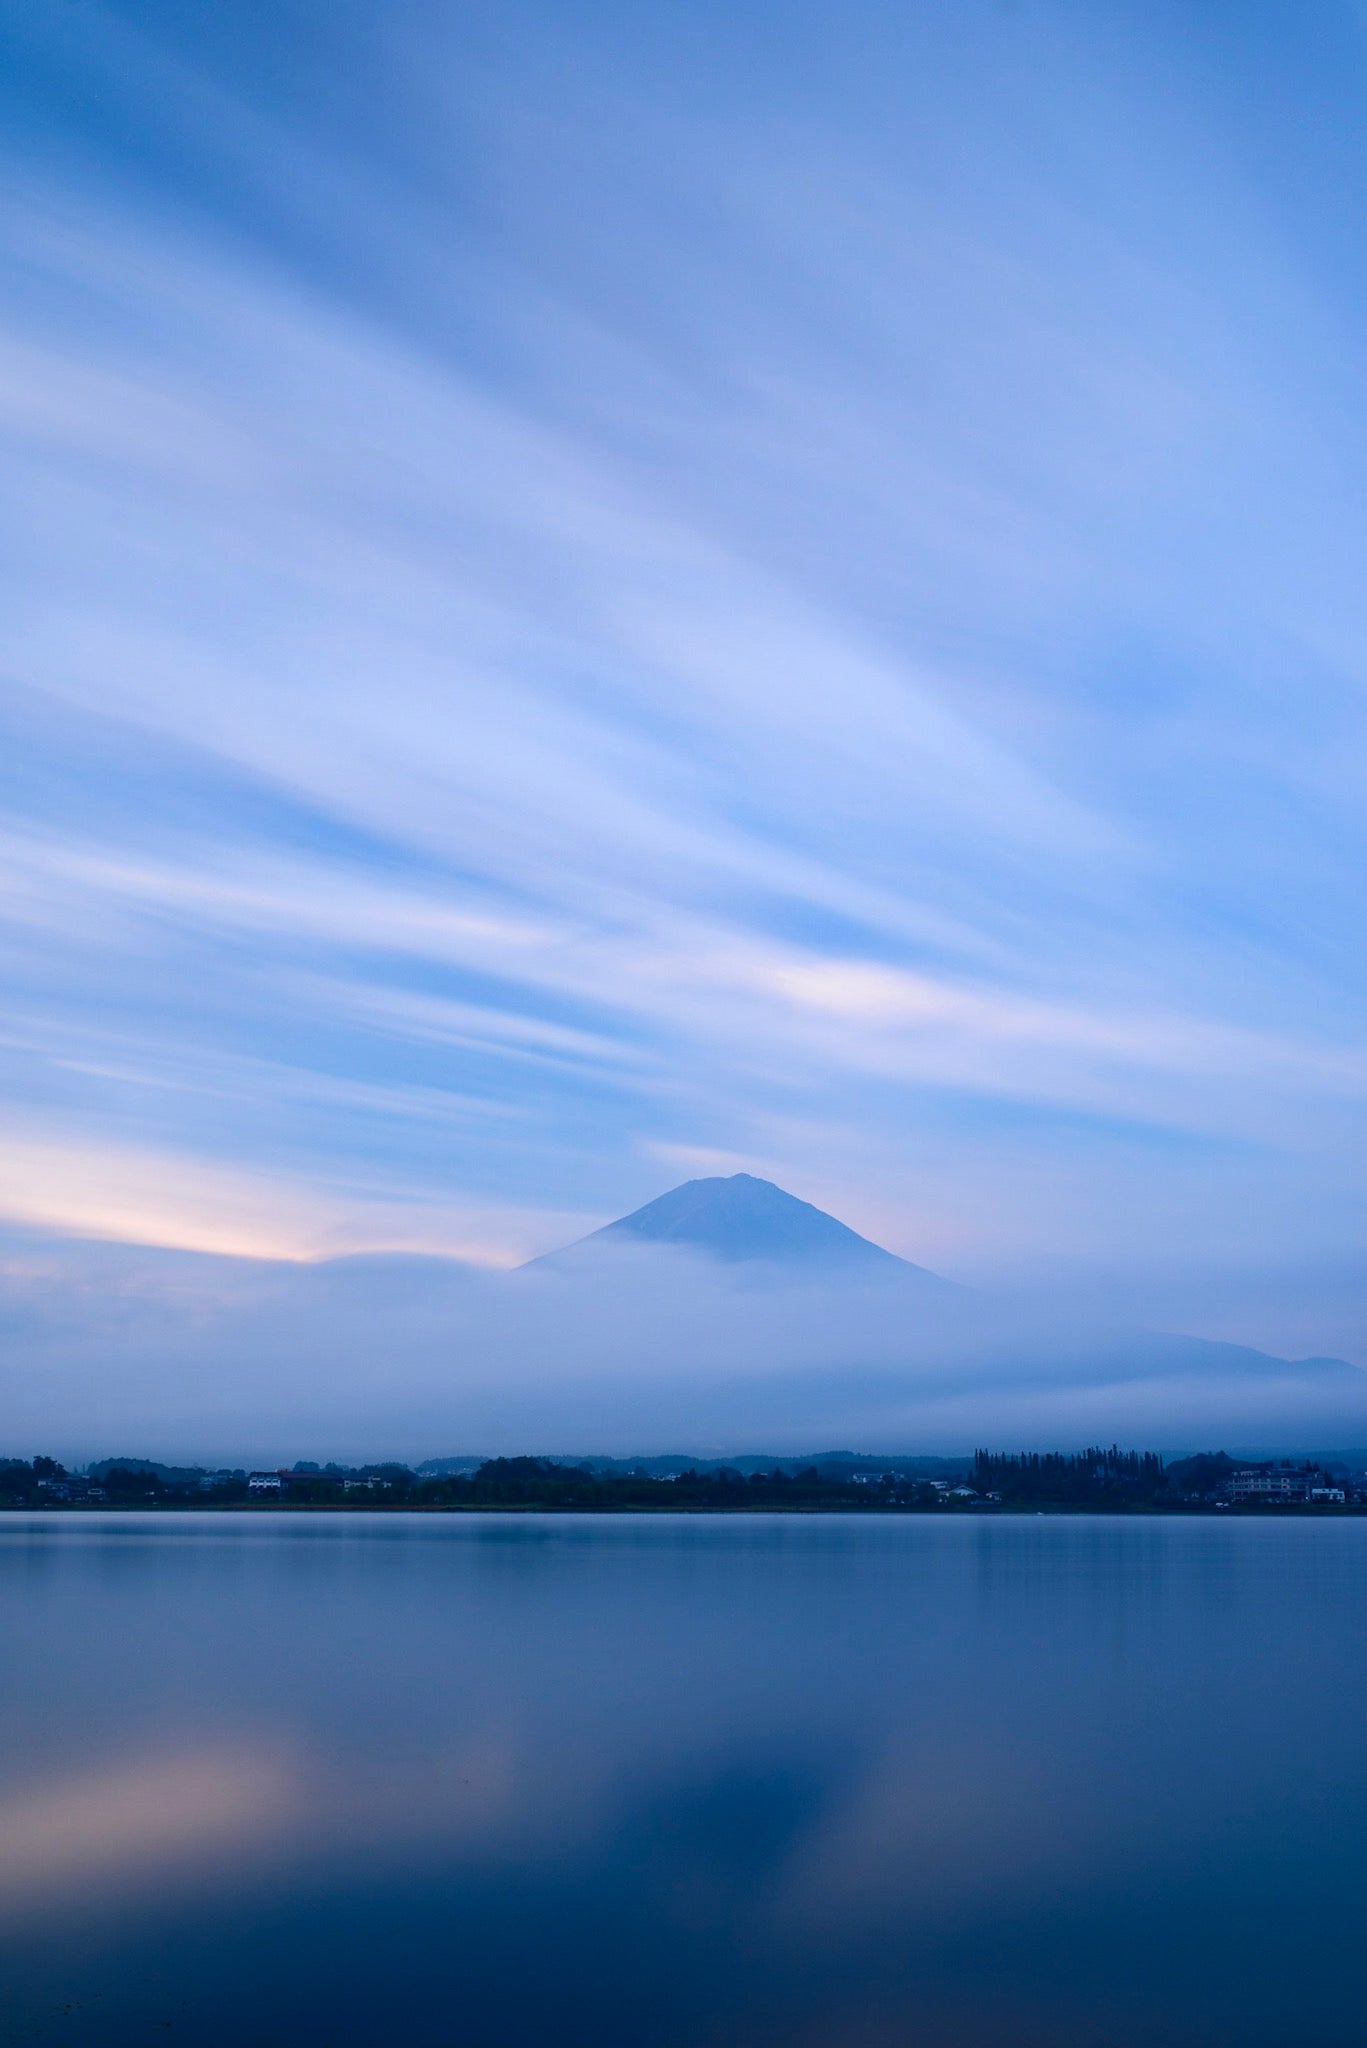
[973,1446,1167,1503]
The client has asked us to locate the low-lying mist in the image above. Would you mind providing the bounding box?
[3,1230,1365,1468]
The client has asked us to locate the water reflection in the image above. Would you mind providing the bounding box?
[0,1747,297,1913]
[1,1513,1365,2046]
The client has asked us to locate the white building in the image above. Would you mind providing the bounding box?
[1228,1466,1309,1502]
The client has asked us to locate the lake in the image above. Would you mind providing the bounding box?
[1,1511,1364,2046]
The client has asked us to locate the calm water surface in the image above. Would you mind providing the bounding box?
[1,1512,1364,2047]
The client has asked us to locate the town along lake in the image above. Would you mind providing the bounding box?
[1,1514,1364,2047]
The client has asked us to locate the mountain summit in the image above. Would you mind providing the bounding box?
[534,1173,935,1276]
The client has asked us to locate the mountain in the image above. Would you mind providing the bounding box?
[4,1213,1363,1459]
[529,1172,940,1276]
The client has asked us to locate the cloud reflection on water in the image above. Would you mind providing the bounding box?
[0,1747,297,1916]
[5,1517,1367,2048]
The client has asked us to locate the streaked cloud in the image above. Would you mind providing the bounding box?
[0,0,1365,1365]
[0,1126,548,1264]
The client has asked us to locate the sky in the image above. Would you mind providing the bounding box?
[3,0,1367,1381]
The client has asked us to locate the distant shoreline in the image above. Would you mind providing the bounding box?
[5,1501,1366,1518]
[7,1450,1358,1514]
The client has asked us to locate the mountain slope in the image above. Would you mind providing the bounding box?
[528,1172,940,1277]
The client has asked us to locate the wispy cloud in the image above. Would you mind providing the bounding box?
[1,0,1365,1329]
[0,1125,553,1264]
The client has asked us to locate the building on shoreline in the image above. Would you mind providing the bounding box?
[1228,1464,1314,1503]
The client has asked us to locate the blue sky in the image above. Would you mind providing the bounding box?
[3,0,1366,1317]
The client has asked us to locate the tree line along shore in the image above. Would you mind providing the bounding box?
[2,1448,1362,1511]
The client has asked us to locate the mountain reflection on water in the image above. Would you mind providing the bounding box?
[1,1513,1364,2047]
